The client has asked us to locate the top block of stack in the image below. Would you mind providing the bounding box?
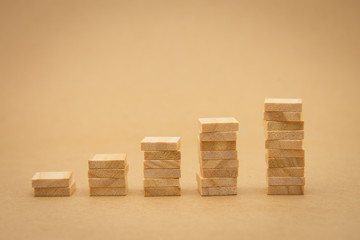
[88,153,127,169]
[199,117,239,133]
[141,137,180,151]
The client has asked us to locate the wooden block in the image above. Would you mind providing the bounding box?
[32,171,72,188]
[266,131,304,140]
[199,132,237,141]
[144,187,181,197]
[34,181,76,197]
[264,98,302,112]
[144,160,180,169]
[266,157,305,168]
[267,167,304,177]
[199,117,239,133]
[264,112,301,122]
[267,177,305,186]
[141,137,180,151]
[88,178,127,188]
[88,165,128,178]
[267,185,304,195]
[89,187,127,196]
[196,173,237,187]
[199,141,236,151]
[267,149,305,158]
[200,151,238,160]
[144,151,181,160]
[264,121,304,131]
[200,159,239,169]
[143,178,180,187]
[197,177,237,196]
[144,169,181,178]
[265,140,303,149]
[88,153,126,169]
[201,168,238,178]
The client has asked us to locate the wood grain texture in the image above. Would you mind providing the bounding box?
[141,137,180,151]
[201,168,238,178]
[199,132,237,141]
[264,98,302,112]
[267,177,305,186]
[265,140,303,149]
[265,131,304,140]
[34,181,76,197]
[267,149,305,158]
[266,157,305,168]
[264,112,302,122]
[144,151,181,160]
[144,169,181,178]
[89,187,127,196]
[88,178,127,188]
[143,178,180,187]
[196,173,237,187]
[88,153,127,169]
[144,160,180,169]
[267,167,304,177]
[32,171,72,188]
[264,121,304,131]
[200,151,238,160]
[198,117,239,133]
[197,176,237,196]
[267,185,304,195]
[88,165,128,178]
[199,141,236,151]
[200,159,239,169]
[144,187,181,197]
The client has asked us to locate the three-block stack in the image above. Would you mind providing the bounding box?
[32,171,76,197]
[141,137,181,197]
[88,153,128,196]
[264,98,305,195]
[196,117,239,196]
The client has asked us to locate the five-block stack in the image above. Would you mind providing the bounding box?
[264,98,305,195]
[141,137,181,197]
[32,171,76,197]
[88,153,128,196]
[196,117,239,196]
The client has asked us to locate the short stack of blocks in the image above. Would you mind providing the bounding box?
[264,98,305,195]
[32,171,76,197]
[197,117,239,196]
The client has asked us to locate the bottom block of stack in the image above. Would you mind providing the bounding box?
[90,187,128,196]
[196,174,237,196]
[267,185,304,195]
[144,186,181,197]
[34,181,76,197]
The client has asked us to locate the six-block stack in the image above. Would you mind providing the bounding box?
[264,98,305,195]
[32,171,76,197]
[196,117,239,196]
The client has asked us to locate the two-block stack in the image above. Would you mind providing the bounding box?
[196,117,239,196]
[32,171,76,197]
[264,98,305,195]
[88,154,128,196]
[141,137,181,197]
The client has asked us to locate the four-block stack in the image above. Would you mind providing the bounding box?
[264,98,305,195]
[197,117,239,196]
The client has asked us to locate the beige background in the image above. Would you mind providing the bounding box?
[1,0,360,239]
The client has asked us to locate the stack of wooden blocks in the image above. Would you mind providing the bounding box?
[196,117,239,196]
[264,98,305,195]
[141,137,181,197]
[32,171,76,197]
[88,154,128,196]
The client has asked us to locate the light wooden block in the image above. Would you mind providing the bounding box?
[267,167,304,177]
[199,141,236,151]
[267,185,304,195]
[201,168,238,178]
[196,173,237,187]
[199,132,237,141]
[88,178,127,188]
[200,159,239,169]
[144,151,181,160]
[200,151,238,160]
[199,117,239,133]
[267,177,305,186]
[144,169,181,178]
[143,178,180,187]
[141,137,180,151]
[32,171,72,188]
[89,187,127,196]
[264,121,304,131]
[144,160,180,169]
[266,131,304,140]
[265,140,303,149]
[264,112,301,122]
[197,177,237,196]
[144,187,181,197]
[264,98,302,112]
[267,149,305,158]
[34,181,76,197]
[88,153,126,169]
[88,165,128,178]
[266,157,305,168]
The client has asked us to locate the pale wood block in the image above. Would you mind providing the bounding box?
[144,169,181,178]
[200,159,239,169]
[196,173,237,187]
[267,149,305,158]
[144,160,180,169]
[141,137,180,151]
[267,185,304,195]
[199,117,239,133]
[144,151,181,160]
[143,178,180,187]
[266,131,304,140]
[89,187,127,196]
[88,178,127,188]
[264,112,301,122]
[88,153,126,169]
[34,181,76,197]
[200,151,238,160]
[264,121,304,131]
[264,98,302,112]
[88,165,128,178]
[32,171,72,188]
[265,140,303,149]
[197,177,237,196]
[267,177,305,186]
[199,141,236,151]
[266,157,305,168]
[199,132,237,141]
[267,167,304,177]
[144,187,181,197]
[201,168,238,178]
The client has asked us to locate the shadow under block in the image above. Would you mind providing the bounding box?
[267,177,305,186]
[264,98,302,112]
[88,165,128,178]
[265,140,303,149]
[144,160,180,169]
[199,141,236,151]
[267,185,304,195]
[144,187,181,197]
[88,153,126,169]
[200,151,238,160]
[89,187,127,196]
[266,149,305,158]
[34,181,76,197]
[32,171,72,188]
[267,167,304,177]
[143,178,180,187]
[88,178,127,188]
[144,151,181,160]
[144,169,181,178]
[264,112,302,122]
[200,159,239,169]
[199,132,237,141]
[265,131,304,140]
[201,168,238,178]
[266,157,305,168]
[199,117,239,133]
[141,137,180,151]
[196,173,237,187]
[264,121,304,131]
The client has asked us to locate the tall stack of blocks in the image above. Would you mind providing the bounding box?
[32,171,76,197]
[196,117,239,196]
[141,137,181,197]
[264,98,305,195]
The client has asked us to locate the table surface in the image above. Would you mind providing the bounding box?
[1,1,359,239]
